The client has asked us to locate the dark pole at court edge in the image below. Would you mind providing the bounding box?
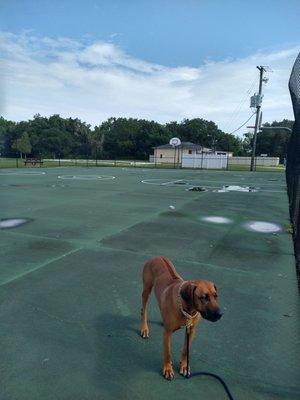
[250,66,266,172]
[173,145,176,168]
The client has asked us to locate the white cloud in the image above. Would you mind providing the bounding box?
[0,32,298,134]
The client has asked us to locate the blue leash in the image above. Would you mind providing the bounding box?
[186,327,235,400]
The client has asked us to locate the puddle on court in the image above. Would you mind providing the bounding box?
[187,186,207,192]
[0,218,32,229]
[214,185,258,193]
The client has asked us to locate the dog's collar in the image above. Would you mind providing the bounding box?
[178,281,200,325]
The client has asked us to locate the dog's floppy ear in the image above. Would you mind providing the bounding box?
[180,282,197,306]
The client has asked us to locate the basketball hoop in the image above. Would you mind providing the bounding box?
[169,137,181,147]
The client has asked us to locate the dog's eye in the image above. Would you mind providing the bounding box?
[200,294,209,301]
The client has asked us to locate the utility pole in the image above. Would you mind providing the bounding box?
[250,66,266,171]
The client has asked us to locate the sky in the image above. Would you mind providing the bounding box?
[1,0,300,135]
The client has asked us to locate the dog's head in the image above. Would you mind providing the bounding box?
[180,280,222,322]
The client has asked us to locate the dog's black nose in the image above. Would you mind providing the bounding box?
[215,311,223,320]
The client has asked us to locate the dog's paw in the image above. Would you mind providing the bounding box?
[162,363,174,380]
[140,326,149,339]
[179,361,191,378]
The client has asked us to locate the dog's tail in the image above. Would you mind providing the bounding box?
[160,256,181,280]
[143,256,181,283]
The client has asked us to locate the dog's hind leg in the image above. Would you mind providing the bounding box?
[140,263,154,338]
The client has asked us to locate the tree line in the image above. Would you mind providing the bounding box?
[0,114,293,161]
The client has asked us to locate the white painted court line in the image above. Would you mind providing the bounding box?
[0,171,46,175]
[161,179,186,186]
[141,178,173,185]
[58,175,115,180]
[141,178,188,186]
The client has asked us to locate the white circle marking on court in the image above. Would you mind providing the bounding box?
[0,171,46,176]
[122,168,149,172]
[58,175,115,180]
[0,218,29,229]
[201,216,233,224]
[244,221,281,233]
[141,178,186,186]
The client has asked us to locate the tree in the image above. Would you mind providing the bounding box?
[0,114,294,161]
[12,132,32,158]
[0,117,17,156]
[244,119,294,162]
[242,132,253,155]
[215,132,244,155]
[166,118,217,147]
[93,117,169,159]
[66,117,92,158]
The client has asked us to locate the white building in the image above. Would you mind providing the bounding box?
[152,142,232,165]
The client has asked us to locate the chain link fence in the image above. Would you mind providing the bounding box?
[0,155,283,171]
[286,52,300,281]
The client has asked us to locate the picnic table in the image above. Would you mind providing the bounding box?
[24,158,44,167]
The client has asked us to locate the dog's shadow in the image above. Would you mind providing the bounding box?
[94,312,163,378]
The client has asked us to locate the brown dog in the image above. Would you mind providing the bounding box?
[140,256,222,380]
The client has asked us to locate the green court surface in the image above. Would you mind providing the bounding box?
[0,167,299,400]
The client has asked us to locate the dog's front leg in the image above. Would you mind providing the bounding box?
[162,329,174,380]
[179,325,197,377]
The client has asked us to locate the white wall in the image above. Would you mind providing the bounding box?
[182,154,227,169]
[229,157,279,166]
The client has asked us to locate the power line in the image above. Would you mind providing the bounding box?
[227,76,258,128]
[223,74,258,133]
[228,112,256,135]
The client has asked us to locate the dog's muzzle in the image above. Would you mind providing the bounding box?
[201,309,223,322]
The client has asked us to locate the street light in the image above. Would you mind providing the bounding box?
[259,126,292,166]
[260,127,292,133]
